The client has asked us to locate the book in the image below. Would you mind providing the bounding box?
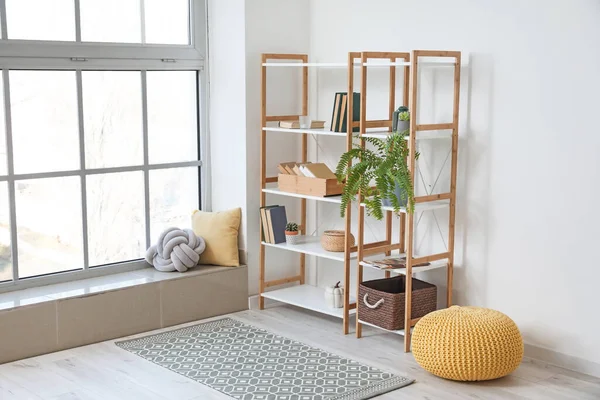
[266,211,275,243]
[310,120,326,129]
[279,121,300,129]
[340,92,360,133]
[266,206,288,244]
[369,257,430,270]
[338,94,347,132]
[330,93,342,131]
[260,205,278,243]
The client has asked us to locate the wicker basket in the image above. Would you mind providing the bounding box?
[358,275,437,331]
[320,230,355,252]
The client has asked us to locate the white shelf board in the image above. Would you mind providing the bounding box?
[360,199,450,213]
[261,285,356,318]
[358,319,407,336]
[264,127,391,138]
[263,126,346,137]
[262,236,355,262]
[263,188,342,204]
[361,131,453,140]
[261,61,456,68]
[360,259,447,275]
[262,62,347,68]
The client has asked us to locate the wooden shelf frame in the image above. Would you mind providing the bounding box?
[259,51,461,341]
[354,50,461,352]
[259,52,401,334]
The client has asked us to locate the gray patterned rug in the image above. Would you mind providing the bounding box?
[116,318,413,399]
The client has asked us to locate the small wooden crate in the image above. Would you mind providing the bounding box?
[278,174,343,197]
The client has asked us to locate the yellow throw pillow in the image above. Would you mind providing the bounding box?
[192,208,241,267]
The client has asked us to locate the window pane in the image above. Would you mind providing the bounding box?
[145,0,190,45]
[87,172,145,266]
[0,183,11,282]
[0,74,6,175]
[150,167,199,242]
[83,72,143,169]
[147,72,198,164]
[6,0,75,41]
[80,0,141,43]
[16,177,83,278]
[10,71,79,174]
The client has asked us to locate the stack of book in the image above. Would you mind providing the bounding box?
[367,257,431,270]
[330,92,360,132]
[260,205,287,244]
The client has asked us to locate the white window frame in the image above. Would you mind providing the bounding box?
[0,0,209,293]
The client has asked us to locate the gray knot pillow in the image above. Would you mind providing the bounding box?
[145,227,206,272]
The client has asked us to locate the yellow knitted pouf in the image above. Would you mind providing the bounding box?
[412,306,523,381]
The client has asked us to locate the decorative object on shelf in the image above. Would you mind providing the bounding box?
[397,111,410,133]
[358,275,436,331]
[412,306,524,381]
[324,281,344,308]
[284,222,299,245]
[299,116,311,128]
[330,92,360,132]
[192,208,241,267]
[336,132,417,220]
[321,230,355,252]
[145,227,206,272]
[392,106,409,133]
[368,257,430,270]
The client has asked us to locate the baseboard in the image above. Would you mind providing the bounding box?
[524,343,600,378]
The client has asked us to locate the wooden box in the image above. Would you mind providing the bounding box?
[278,174,343,197]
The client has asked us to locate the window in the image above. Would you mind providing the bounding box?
[0,1,207,289]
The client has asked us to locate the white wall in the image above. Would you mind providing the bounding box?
[208,0,247,235]
[209,0,311,294]
[310,0,600,373]
[245,0,312,296]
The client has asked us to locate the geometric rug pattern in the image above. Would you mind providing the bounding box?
[116,318,413,399]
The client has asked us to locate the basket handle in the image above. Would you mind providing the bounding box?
[363,294,384,309]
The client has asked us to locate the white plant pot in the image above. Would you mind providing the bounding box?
[285,233,299,245]
[324,286,344,308]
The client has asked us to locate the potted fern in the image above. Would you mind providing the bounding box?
[335,132,416,220]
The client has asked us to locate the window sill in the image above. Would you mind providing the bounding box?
[0,265,237,311]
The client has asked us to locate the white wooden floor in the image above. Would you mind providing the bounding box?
[1,305,600,400]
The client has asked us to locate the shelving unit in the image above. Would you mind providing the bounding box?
[259,51,461,345]
[259,53,406,334]
[354,50,461,352]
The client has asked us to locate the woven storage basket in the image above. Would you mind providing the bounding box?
[358,275,437,331]
[320,230,355,252]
